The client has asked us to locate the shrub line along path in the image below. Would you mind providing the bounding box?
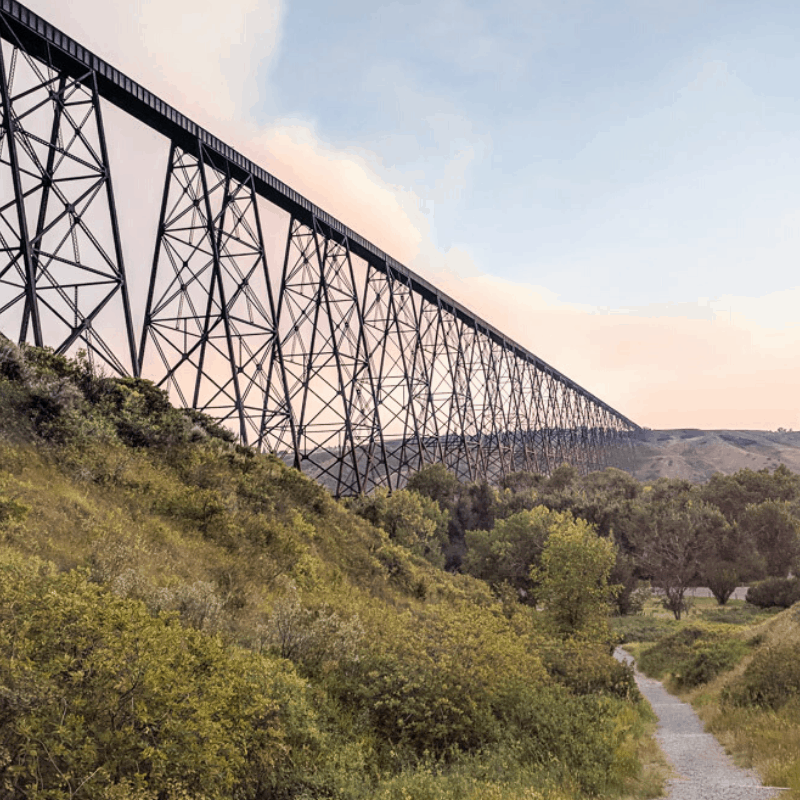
[614,648,784,800]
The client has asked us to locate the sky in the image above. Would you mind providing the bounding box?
[22,0,800,430]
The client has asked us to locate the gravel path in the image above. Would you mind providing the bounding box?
[614,648,784,800]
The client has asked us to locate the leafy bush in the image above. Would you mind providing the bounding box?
[611,614,675,644]
[110,378,193,449]
[0,553,345,800]
[492,685,630,796]
[541,640,639,700]
[747,576,800,608]
[348,487,449,567]
[724,643,800,710]
[0,338,27,382]
[0,492,28,528]
[184,406,238,443]
[638,624,747,688]
[673,637,748,689]
[637,625,714,679]
[336,604,548,760]
[263,581,364,674]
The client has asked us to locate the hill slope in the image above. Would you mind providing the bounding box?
[631,429,800,483]
[0,341,651,800]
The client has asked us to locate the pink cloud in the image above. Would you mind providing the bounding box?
[426,269,800,430]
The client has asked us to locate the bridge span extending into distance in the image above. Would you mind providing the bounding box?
[0,1,639,495]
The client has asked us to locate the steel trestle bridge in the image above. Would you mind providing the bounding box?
[0,1,638,495]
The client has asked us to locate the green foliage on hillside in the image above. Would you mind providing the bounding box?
[0,552,335,800]
[0,342,651,800]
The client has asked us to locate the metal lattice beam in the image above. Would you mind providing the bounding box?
[0,1,640,496]
[0,22,136,374]
[140,143,286,446]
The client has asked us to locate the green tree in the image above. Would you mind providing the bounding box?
[572,468,642,543]
[531,516,618,639]
[739,500,800,578]
[462,507,556,600]
[631,486,719,619]
[697,515,760,604]
[451,480,497,534]
[494,471,543,518]
[532,467,645,614]
[499,470,545,494]
[405,463,460,510]
[698,465,800,523]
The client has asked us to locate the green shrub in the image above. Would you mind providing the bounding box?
[705,562,742,605]
[725,643,800,710]
[18,343,79,379]
[327,603,548,763]
[263,582,364,674]
[673,637,748,689]
[0,493,28,528]
[611,614,675,644]
[492,685,625,796]
[348,488,448,567]
[276,467,331,515]
[637,625,713,679]
[542,641,639,700]
[0,553,342,800]
[746,577,800,608]
[184,407,238,443]
[638,624,747,688]
[156,485,231,536]
[0,338,27,382]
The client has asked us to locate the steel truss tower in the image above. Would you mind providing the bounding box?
[0,11,136,375]
[0,0,639,495]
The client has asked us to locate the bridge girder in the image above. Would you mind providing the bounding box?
[0,0,639,495]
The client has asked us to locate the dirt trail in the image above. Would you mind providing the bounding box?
[614,648,784,800]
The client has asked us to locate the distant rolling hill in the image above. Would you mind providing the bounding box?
[630,429,800,483]
[271,428,800,489]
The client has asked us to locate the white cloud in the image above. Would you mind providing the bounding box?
[27,0,282,126]
[683,59,732,94]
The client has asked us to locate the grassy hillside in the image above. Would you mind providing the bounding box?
[0,341,660,800]
[631,428,800,483]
